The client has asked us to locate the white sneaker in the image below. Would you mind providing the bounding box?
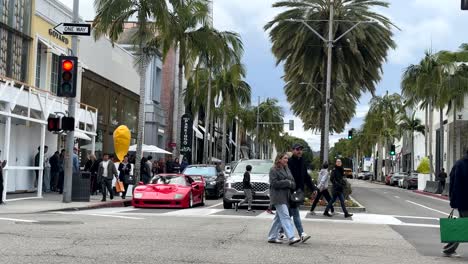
[279,233,287,241]
[288,237,301,245]
[301,233,311,243]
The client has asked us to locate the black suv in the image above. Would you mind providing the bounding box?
[183,165,224,198]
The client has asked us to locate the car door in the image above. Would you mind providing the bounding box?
[187,176,201,202]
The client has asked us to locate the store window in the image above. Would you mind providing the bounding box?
[50,53,59,94]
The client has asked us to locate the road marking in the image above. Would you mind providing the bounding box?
[399,223,439,228]
[389,214,439,220]
[394,196,400,199]
[53,211,143,220]
[0,217,38,223]
[406,200,450,216]
[207,202,223,208]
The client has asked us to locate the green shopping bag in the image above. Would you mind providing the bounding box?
[440,209,468,243]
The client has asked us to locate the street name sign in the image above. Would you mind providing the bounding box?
[53,23,91,36]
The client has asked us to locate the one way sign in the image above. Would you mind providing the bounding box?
[53,23,91,36]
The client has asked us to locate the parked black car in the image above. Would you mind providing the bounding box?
[403,173,418,189]
[183,165,224,198]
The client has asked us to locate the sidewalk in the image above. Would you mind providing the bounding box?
[0,192,130,214]
[413,190,449,201]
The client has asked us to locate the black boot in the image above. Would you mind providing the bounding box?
[344,213,353,218]
[323,211,332,217]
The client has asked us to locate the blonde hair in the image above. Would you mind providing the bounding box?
[274,152,289,168]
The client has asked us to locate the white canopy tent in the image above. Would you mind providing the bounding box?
[128,144,172,155]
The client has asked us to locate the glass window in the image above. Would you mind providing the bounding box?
[35,42,42,87]
[110,91,119,127]
[150,175,187,186]
[232,160,274,174]
[0,28,7,76]
[152,66,162,102]
[50,53,59,94]
[183,166,217,177]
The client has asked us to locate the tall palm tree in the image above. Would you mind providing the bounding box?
[213,63,251,164]
[265,0,396,162]
[400,112,425,174]
[256,98,284,158]
[93,0,171,182]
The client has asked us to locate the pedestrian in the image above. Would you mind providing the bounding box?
[0,150,6,205]
[158,158,166,174]
[310,162,335,215]
[180,157,189,172]
[97,153,118,202]
[49,151,60,192]
[140,157,151,184]
[152,159,160,176]
[72,147,80,174]
[147,155,153,174]
[323,159,353,218]
[236,165,254,212]
[166,156,174,173]
[287,143,314,243]
[442,150,468,257]
[57,149,65,194]
[43,146,51,193]
[267,152,301,245]
[118,155,132,199]
[173,158,181,173]
[438,168,448,192]
[84,154,99,195]
[34,146,48,189]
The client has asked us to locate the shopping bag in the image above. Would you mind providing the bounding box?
[440,209,468,243]
[115,180,125,193]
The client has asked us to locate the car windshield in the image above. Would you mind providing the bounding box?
[151,175,187,185]
[189,175,204,182]
[183,167,217,177]
[232,160,273,174]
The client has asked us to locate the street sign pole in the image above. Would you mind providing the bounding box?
[63,0,79,203]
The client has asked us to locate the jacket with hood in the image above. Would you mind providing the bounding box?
[317,169,330,191]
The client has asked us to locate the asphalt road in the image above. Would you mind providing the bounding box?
[0,180,466,263]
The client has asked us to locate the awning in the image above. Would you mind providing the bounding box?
[128,144,172,155]
[36,35,67,55]
[198,125,214,142]
[74,131,91,141]
[193,125,203,139]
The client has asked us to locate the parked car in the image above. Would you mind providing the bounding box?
[398,176,406,188]
[132,174,205,208]
[403,173,418,189]
[223,159,273,209]
[385,173,394,185]
[358,171,372,180]
[344,168,353,179]
[390,172,406,186]
[183,165,224,198]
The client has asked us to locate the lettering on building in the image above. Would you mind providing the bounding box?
[48,29,69,45]
[180,114,193,156]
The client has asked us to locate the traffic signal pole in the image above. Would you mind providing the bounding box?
[63,0,78,203]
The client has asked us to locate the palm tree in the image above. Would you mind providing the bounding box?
[256,98,284,158]
[264,0,396,162]
[93,0,171,182]
[400,112,425,174]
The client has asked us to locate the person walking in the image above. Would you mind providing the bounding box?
[267,152,301,245]
[158,158,166,174]
[98,153,118,201]
[438,168,448,192]
[442,150,468,257]
[57,149,65,194]
[180,158,189,172]
[0,150,6,205]
[84,154,99,195]
[287,143,314,243]
[323,159,353,218]
[173,158,181,173]
[49,151,60,192]
[310,162,335,214]
[43,147,51,193]
[72,147,80,174]
[118,155,132,199]
[140,157,151,184]
[34,146,48,189]
[236,165,254,212]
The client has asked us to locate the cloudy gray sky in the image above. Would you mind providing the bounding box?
[59,0,468,151]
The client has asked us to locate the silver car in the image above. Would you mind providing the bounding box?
[223,159,273,209]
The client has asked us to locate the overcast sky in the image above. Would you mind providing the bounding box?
[59,0,468,151]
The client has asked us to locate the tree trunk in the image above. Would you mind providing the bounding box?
[410,130,414,174]
[134,59,147,182]
[452,105,456,170]
[172,46,180,157]
[428,104,434,180]
[192,110,199,164]
[203,66,212,164]
[176,59,185,156]
[377,138,384,182]
[235,118,240,161]
[425,107,428,157]
[221,108,228,165]
[439,107,444,173]
[319,92,327,164]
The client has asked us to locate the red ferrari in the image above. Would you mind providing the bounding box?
[132,174,205,208]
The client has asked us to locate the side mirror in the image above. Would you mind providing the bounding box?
[138,181,144,186]
[192,183,200,189]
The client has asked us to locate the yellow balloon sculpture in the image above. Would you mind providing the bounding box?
[113,125,131,161]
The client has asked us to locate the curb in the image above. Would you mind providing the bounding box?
[40,199,132,213]
[413,190,449,201]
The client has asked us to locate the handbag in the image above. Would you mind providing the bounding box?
[440,209,468,242]
[289,189,305,204]
[115,180,125,193]
[124,174,135,185]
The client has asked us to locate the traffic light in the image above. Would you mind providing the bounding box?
[390,144,396,156]
[57,56,78,97]
[289,119,294,130]
[47,117,75,132]
[347,130,353,140]
[462,0,468,10]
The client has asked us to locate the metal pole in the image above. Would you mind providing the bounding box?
[37,124,46,198]
[2,114,11,202]
[322,0,334,164]
[256,96,260,159]
[63,0,79,203]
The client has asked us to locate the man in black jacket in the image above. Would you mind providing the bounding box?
[287,143,316,243]
[443,151,468,257]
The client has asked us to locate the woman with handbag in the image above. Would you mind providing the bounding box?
[118,155,133,199]
[323,159,353,218]
[267,152,301,245]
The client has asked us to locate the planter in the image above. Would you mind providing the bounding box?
[418,173,430,191]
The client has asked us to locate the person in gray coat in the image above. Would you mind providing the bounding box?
[98,153,118,201]
[309,162,334,214]
[267,152,301,245]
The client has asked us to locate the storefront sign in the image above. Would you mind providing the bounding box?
[48,29,69,44]
[180,114,193,156]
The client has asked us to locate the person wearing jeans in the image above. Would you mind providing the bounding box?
[324,159,353,218]
[98,153,118,202]
[443,150,468,257]
[267,152,300,245]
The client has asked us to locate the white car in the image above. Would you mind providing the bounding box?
[398,178,405,188]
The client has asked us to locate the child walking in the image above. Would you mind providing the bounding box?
[236,165,254,212]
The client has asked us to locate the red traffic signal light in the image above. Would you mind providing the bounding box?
[47,117,75,132]
[57,56,78,97]
[47,117,60,132]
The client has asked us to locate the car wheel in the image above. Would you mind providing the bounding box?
[223,200,232,209]
[189,192,193,208]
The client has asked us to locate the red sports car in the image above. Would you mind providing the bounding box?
[132,174,205,208]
